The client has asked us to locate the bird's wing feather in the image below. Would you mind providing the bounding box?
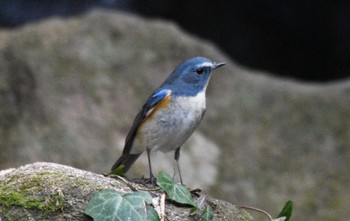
[122,88,171,154]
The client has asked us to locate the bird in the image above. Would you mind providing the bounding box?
[111,57,225,184]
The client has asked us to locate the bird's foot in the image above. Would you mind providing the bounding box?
[132,176,157,187]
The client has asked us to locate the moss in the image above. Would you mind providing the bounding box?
[0,171,67,213]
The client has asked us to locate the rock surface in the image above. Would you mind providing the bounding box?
[0,10,349,221]
[0,162,253,221]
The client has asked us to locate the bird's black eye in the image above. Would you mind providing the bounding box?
[196,68,204,75]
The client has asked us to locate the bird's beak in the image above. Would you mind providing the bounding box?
[213,62,226,70]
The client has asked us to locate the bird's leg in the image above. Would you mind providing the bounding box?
[146,148,156,185]
[174,147,183,185]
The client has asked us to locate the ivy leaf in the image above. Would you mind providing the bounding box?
[201,205,214,221]
[156,171,196,207]
[276,200,293,221]
[85,189,159,221]
[146,205,160,221]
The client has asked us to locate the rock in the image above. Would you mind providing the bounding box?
[0,162,253,221]
[0,9,349,221]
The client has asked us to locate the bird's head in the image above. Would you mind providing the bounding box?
[162,57,225,96]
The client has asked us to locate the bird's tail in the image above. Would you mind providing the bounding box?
[111,153,141,172]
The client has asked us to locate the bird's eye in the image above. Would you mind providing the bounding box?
[196,68,204,75]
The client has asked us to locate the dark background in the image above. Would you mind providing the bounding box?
[1,0,349,82]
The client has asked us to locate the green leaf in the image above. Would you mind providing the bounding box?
[276,200,293,221]
[109,165,125,176]
[201,205,214,221]
[146,205,160,221]
[156,171,196,207]
[85,189,158,221]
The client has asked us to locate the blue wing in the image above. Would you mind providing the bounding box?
[122,88,171,154]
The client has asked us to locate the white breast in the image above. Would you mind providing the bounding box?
[175,90,206,113]
[134,90,207,153]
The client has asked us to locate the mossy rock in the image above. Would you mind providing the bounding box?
[0,162,253,221]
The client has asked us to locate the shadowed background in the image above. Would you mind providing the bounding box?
[1,0,350,81]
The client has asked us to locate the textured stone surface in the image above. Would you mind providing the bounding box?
[0,10,349,221]
[0,162,253,221]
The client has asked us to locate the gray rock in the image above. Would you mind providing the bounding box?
[0,162,253,221]
[0,9,349,221]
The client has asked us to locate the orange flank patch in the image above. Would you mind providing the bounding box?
[144,93,171,121]
[136,90,171,142]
